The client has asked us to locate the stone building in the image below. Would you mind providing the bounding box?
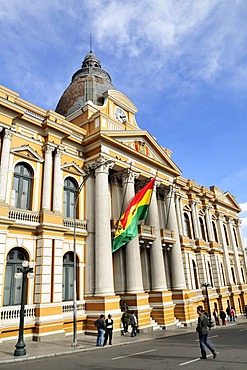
[0,50,246,342]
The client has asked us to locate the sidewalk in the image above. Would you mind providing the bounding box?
[0,316,246,365]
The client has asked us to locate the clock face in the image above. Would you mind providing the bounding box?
[114,107,127,122]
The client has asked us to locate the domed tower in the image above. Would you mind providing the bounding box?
[55,51,115,117]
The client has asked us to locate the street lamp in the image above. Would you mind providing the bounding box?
[72,158,113,347]
[202,282,214,328]
[14,260,34,356]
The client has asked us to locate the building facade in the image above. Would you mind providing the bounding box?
[0,51,247,342]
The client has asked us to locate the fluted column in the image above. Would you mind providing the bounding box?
[94,159,114,295]
[165,186,186,289]
[217,213,233,285]
[149,182,167,290]
[85,176,95,296]
[42,144,54,210]
[227,217,243,284]
[53,146,63,213]
[204,205,214,241]
[122,170,144,293]
[190,200,200,239]
[0,128,13,202]
[110,175,126,293]
[175,193,183,235]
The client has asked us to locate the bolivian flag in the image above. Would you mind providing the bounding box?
[112,177,155,253]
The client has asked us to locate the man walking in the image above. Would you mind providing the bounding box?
[196,306,217,360]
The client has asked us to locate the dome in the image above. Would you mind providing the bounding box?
[55,51,115,117]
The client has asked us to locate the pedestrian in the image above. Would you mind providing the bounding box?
[245,305,247,318]
[121,308,129,334]
[94,314,105,347]
[104,314,113,345]
[219,309,226,325]
[129,311,138,337]
[230,307,236,322]
[121,301,128,312]
[226,306,231,321]
[213,308,220,326]
[196,305,217,360]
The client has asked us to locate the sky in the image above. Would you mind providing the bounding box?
[0,0,247,246]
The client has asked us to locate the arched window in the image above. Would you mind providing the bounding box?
[63,178,78,218]
[62,252,78,301]
[233,228,239,248]
[221,263,226,286]
[223,224,229,245]
[4,248,28,306]
[208,261,213,287]
[184,213,192,238]
[212,221,218,243]
[199,217,206,240]
[231,267,236,284]
[12,163,33,210]
[192,260,199,289]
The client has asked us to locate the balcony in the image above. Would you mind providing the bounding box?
[8,209,40,224]
[160,229,176,245]
[63,218,87,231]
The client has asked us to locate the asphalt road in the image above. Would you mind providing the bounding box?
[2,322,247,370]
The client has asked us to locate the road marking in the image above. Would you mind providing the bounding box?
[239,328,247,331]
[112,349,157,360]
[195,334,218,341]
[179,358,201,366]
[179,352,219,366]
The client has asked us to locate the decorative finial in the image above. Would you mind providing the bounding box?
[90,31,92,53]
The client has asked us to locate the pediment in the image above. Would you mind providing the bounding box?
[61,162,84,176]
[106,131,181,176]
[105,90,138,113]
[218,192,241,211]
[11,145,44,162]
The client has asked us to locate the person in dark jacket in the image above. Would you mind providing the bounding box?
[220,309,226,325]
[104,314,114,345]
[196,306,217,359]
[95,314,105,346]
[121,308,129,334]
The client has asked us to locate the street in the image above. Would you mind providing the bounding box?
[2,322,247,370]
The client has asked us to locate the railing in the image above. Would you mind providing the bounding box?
[138,224,155,237]
[63,219,87,230]
[62,301,86,317]
[8,209,40,223]
[0,305,36,323]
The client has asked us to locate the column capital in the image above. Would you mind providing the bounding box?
[4,128,14,139]
[43,143,55,154]
[121,169,139,184]
[55,146,63,157]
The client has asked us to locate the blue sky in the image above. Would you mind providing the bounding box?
[1,0,247,245]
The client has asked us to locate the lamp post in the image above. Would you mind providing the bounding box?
[72,158,113,347]
[14,261,34,356]
[202,282,214,328]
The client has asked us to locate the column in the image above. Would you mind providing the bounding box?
[227,217,243,284]
[175,193,183,235]
[53,146,63,213]
[0,128,13,202]
[190,200,200,239]
[85,176,95,296]
[217,213,234,285]
[204,205,214,242]
[165,186,186,289]
[110,175,126,293]
[122,170,144,293]
[42,144,54,210]
[149,182,167,290]
[94,159,114,295]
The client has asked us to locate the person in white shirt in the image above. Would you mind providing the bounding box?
[104,314,114,345]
